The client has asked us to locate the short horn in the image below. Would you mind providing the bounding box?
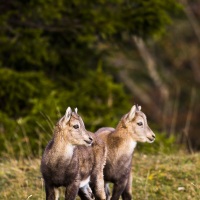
[136,104,141,111]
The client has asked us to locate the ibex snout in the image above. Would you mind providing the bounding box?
[84,136,93,146]
[146,130,155,143]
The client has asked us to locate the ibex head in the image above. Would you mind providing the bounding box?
[57,107,93,146]
[122,105,155,143]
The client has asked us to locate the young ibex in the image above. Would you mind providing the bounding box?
[95,105,156,200]
[41,107,106,200]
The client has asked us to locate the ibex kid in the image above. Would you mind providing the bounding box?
[41,107,106,200]
[95,105,155,200]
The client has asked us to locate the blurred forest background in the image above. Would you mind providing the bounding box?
[0,0,200,157]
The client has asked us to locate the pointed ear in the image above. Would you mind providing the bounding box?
[64,107,72,123]
[138,105,141,111]
[75,107,78,114]
[127,105,136,121]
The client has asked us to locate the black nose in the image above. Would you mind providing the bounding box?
[84,137,93,145]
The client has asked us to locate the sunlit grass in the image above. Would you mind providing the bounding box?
[0,158,43,200]
[0,153,200,199]
[132,153,200,200]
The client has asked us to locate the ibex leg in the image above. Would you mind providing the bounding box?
[79,184,94,200]
[122,169,132,200]
[105,183,111,200]
[65,181,79,200]
[110,180,127,200]
[45,184,58,200]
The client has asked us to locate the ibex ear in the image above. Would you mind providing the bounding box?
[64,107,72,123]
[127,105,136,121]
[75,108,78,114]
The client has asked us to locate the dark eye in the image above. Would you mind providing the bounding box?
[73,124,79,129]
[137,122,143,126]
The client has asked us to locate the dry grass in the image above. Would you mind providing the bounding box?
[0,152,200,200]
[132,153,200,200]
[0,158,43,200]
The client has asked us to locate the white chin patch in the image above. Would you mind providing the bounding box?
[131,141,137,149]
[79,176,90,188]
[147,139,155,143]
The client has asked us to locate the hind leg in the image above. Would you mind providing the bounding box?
[110,180,127,200]
[105,183,111,200]
[79,184,94,200]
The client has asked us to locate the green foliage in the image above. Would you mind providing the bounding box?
[0,0,181,72]
[61,68,131,131]
[0,0,182,156]
[0,67,131,156]
[0,68,53,117]
[0,67,180,157]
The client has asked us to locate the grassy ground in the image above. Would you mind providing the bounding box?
[0,152,200,200]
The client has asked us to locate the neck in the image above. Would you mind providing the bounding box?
[50,130,75,162]
[113,122,137,155]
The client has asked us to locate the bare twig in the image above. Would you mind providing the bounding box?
[118,70,152,105]
[169,86,180,136]
[181,0,200,44]
[133,36,169,101]
[183,88,196,153]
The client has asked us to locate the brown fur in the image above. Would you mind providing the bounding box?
[41,108,106,200]
[95,105,155,200]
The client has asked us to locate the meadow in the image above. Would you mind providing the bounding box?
[1,152,200,200]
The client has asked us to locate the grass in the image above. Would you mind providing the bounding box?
[0,152,200,200]
[132,153,200,200]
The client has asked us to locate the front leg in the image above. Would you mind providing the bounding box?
[45,183,59,200]
[122,169,132,200]
[65,180,80,200]
[111,179,128,200]
[91,171,106,200]
[90,142,106,200]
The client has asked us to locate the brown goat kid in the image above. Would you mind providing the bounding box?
[41,107,106,200]
[95,105,155,200]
